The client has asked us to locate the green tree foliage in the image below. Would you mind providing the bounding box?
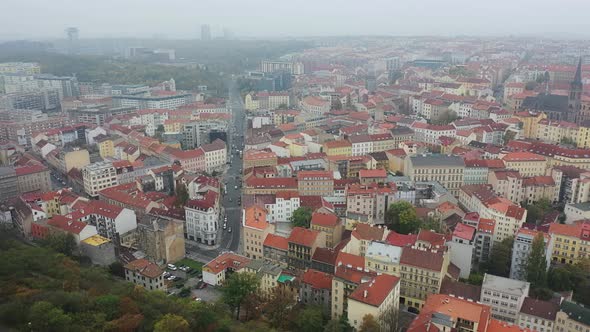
[467,273,484,285]
[485,236,514,277]
[449,66,476,77]
[221,272,260,320]
[503,130,517,145]
[174,183,189,207]
[0,234,255,331]
[290,207,313,228]
[385,201,421,234]
[548,260,590,306]
[526,233,548,288]
[324,316,353,332]
[154,314,190,332]
[41,232,77,256]
[359,314,380,332]
[525,198,552,224]
[296,306,325,332]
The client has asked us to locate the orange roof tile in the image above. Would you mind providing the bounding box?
[301,268,333,290]
[348,274,400,307]
[243,206,270,231]
[263,233,288,251]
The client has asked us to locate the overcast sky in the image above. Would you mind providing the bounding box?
[2,0,590,40]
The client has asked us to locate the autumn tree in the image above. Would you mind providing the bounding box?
[359,314,380,332]
[154,314,190,332]
[221,272,259,320]
[264,286,297,329]
[526,233,548,288]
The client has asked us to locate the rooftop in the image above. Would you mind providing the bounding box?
[482,273,530,296]
[410,154,465,167]
[348,274,400,307]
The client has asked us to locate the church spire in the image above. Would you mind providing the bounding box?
[574,57,583,85]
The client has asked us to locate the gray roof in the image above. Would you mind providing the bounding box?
[410,154,465,168]
[569,202,590,211]
[482,273,529,296]
[560,301,590,326]
[521,94,568,113]
[0,167,16,178]
[245,259,283,276]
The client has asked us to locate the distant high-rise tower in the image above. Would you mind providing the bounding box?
[65,27,79,54]
[201,24,211,41]
[570,57,586,124]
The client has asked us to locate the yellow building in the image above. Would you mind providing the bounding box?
[347,274,400,330]
[323,140,352,157]
[297,170,334,197]
[288,142,308,157]
[98,139,115,159]
[577,124,590,148]
[163,119,189,133]
[242,206,275,259]
[244,93,260,111]
[399,246,450,309]
[549,222,590,265]
[514,111,547,139]
[501,152,547,177]
[63,149,91,172]
[535,120,579,144]
[365,241,402,276]
[310,211,343,248]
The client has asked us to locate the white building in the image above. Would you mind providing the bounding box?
[83,161,119,197]
[124,259,166,291]
[184,190,219,245]
[447,223,476,279]
[112,93,190,110]
[480,273,530,323]
[264,191,300,223]
[87,201,137,240]
[201,139,227,173]
[510,228,553,281]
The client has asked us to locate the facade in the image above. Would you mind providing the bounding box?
[510,228,552,281]
[15,165,51,194]
[554,301,590,332]
[124,259,166,291]
[112,93,190,110]
[83,161,118,197]
[242,206,275,259]
[136,215,186,264]
[310,211,343,248]
[365,241,402,276]
[202,252,251,286]
[517,297,559,332]
[300,268,333,314]
[264,191,300,223]
[287,227,326,269]
[548,222,590,265]
[0,167,18,202]
[262,233,289,266]
[297,170,334,196]
[201,139,227,173]
[501,152,547,177]
[80,235,117,266]
[480,273,530,323]
[185,191,219,245]
[406,154,465,196]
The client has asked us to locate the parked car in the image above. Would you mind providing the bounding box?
[167,264,177,271]
[228,227,232,233]
[223,223,227,230]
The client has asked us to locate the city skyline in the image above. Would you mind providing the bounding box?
[2,0,590,40]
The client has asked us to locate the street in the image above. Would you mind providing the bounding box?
[186,79,245,262]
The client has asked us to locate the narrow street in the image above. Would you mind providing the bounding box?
[186,79,245,262]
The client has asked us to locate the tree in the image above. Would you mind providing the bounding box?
[290,207,313,228]
[385,201,420,234]
[526,233,548,288]
[154,314,190,332]
[108,261,125,277]
[324,316,353,332]
[221,272,259,320]
[296,306,325,332]
[420,216,442,233]
[174,183,189,207]
[29,301,72,332]
[42,232,77,256]
[486,236,514,277]
[264,286,296,329]
[467,273,484,285]
[525,81,538,91]
[503,131,517,145]
[332,99,343,110]
[525,198,552,224]
[359,314,380,332]
[379,306,403,332]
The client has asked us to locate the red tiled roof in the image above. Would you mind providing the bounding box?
[15,164,48,176]
[124,258,163,279]
[400,247,445,271]
[301,269,333,290]
[311,211,339,227]
[246,177,297,188]
[453,223,476,241]
[386,231,417,247]
[502,151,545,162]
[203,252,251,275]
[263,233,288,251]
[47,215,90,235]
[358,169,387,178]
[417,229,446,248]
[288,227,320,247]
[348,274,400,307]
[522,176,555,187]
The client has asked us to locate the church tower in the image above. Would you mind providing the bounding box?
[569,57,583,123]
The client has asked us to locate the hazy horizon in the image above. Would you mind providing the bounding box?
[2,0,590,40]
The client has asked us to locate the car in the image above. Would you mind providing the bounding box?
[228,227,232,233]
[234,185,238,189]
[167,276,175,281]
[163,272,171,278]
[408,307,420,315]
[198,282,207,289]
[167,264,177,271]
[195,298,202,302]
[223,223,227,230]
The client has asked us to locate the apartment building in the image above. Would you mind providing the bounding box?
[83,161,118,197]
[240,259,284,298]
[510,228,553,281]
[365,241,402,276]
[201,139,227,173]
[112,93,190,110]
[264,191,300,223]
[15,165,51,194]
[554,301,590,332]
[136,214,186,264]
[242,206,275,259]
[262,233,289,266]
[323,140,352,157]
[300,269,333,314]
[0,62,41,75]
[297,170,334,196]
[345,223,389,256]
[480,274,530,323]
[488,170,524,204]
[399,246,451,309]
[184,190,220,245]
[202,252,251,286]
[243,149,278,168]
[345,182,397,226]
[331,252,376,320]
[347,274,400,331]
[124,259,166,291]
[517,297,559,332]
[405,154,465,196]
[287,227,326,269]
[548,221,590,265]
[310,211,343,248]
[501,152,547,177]
[301,96,330,116]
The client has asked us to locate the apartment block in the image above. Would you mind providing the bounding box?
[480,273,530,323]
[83,161,118,197]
